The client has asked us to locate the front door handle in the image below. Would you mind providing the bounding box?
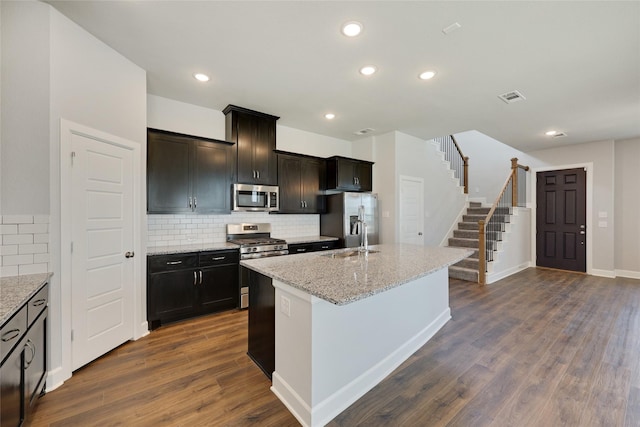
[125,251,135,258]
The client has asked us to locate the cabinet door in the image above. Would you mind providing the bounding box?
[336,158,358,190]
[147,131,192,213]
[148,269,198,324]
[0,337,22,427]
[193,140,232,213]
[253,115,277,185]
[199,264,239,313]
[301,158,325,213]
[278,155,303,213]
[23,311,46,414]
[236,112,256,184]
[356,162,373,192]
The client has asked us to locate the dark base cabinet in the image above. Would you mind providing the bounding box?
[246,268,275,379]
[147,250,239,329]
[1,283,48,427]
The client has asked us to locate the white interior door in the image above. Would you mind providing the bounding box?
[399,176,424,245]
[71,133,135,370]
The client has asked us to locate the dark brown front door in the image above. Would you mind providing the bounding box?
[536,168,587,272]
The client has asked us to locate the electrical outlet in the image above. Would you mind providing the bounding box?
[280,295,291,317]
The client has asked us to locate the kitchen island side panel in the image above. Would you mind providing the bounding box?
[271,268,450,427]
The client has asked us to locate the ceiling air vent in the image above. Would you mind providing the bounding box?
[498,90,526,104]
[354,128,375,136]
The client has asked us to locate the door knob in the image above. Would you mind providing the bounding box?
[125,251,135,258]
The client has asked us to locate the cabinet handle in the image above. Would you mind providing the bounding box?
[257,170,260,179]
[24,339,36,369]
[252,170,256,179]
[32,299,46,307]
[212,256,225,261]
[199,270,203,285]
[166,260,183,265]
[1,328,20,342]
[193,271,197,285]
[193,197,197,209]
[188,197,192,208]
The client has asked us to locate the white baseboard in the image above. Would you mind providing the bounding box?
[591,268,616,278]
[615,269,640,280]
[272,308,451,427]
[46,366,69,392]
[486,262,532,284]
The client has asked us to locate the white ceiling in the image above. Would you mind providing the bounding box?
[46,1,640,152]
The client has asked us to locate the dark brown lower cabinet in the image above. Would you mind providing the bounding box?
[147,250,239,329]
[246,268,275,379]
[0,284,48,427]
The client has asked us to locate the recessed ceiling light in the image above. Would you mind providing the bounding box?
[545,130,558,136]
[325,113,336,120]
[359,66,377,76]
[193,73,210,82]
[341,21,363,37]
[419,70,437,80]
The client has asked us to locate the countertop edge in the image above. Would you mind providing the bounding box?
[0,272,52,326]
[241,245,473,306]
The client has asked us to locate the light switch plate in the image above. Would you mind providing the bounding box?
[280,295,291,317]
[598,211,608,218]
[598,221,608,228]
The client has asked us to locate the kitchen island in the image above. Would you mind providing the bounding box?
[241,244,472,427]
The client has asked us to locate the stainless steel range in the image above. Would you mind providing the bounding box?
[227,223,288,308]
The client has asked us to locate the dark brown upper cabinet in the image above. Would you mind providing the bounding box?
[326,156,373,192]
[277,151,326,214]
[147,128,234,214]
[223,105,279,186]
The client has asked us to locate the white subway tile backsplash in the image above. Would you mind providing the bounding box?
[19,263,48,275]
[0,225,18,234]
[2,215,34,224]
[18,244,48,255]
[3,254,34,266]
[3,234,34,245]
[18,224,48,234]
[146,213,320,248]
[0,266,19,276]
[0,215,49,277]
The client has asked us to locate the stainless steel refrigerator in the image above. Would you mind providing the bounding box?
[320,192,379,248]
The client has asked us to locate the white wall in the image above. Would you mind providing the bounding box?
[614,138,640,277]
[147,94,352,158]
[454,130,524,204]
[395,133,467,246]
[48,4,147,388]
[1,1,50,214]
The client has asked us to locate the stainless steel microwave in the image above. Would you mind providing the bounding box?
[232,183,279,212]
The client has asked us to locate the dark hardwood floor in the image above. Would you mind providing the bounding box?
[29,268,640,426]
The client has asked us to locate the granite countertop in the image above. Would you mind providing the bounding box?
[279,235,339,245]
[240,244,473,305]
[0,273,52,326]
[147,242,239,256]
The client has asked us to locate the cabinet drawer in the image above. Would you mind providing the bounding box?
[198,250,239,267]
[27,284,48,326]
[313,241,337,251]
[1,306,27,364]
[148,253,198,273]
[288,243,314,254]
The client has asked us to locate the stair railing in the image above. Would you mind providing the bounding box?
[478,158,530,285]
[434,135,469,194]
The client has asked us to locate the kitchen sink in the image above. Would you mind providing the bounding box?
[322,249,380,258]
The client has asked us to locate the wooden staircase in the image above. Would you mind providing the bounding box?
[448,202,512,282]
[448,202,485,282]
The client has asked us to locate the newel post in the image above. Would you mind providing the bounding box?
[478,220,486,285]
[463,156,469,194]
[511,157,518,208]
